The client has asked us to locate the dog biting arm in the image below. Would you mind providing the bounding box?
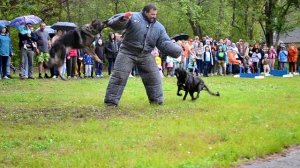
[106,13,130,30]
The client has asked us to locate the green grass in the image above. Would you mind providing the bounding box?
[0,75,300,167]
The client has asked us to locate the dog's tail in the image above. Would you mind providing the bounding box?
[204,84,220,96]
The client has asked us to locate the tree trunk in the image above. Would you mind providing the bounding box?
[264,0,275,47]
[189,20,202,37]
[217,0,225,39]
[66,0,71,22]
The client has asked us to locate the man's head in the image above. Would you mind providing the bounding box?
[39,22,46,31]
[142,3,157,23]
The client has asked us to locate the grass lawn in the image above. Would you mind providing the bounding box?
[0,74,300,167]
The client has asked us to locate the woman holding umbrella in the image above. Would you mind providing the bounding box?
[0,24,13,79]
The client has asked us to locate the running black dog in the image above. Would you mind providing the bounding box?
[47,19,107,80]
[175,68,220,100]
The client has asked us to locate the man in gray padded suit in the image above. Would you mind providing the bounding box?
[104,3,182,106]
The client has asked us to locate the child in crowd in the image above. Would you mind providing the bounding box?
[262,53,270,76]
[278,47,288,70]
[251,48,261,73]
[83,51,94,78]
[268,46,277,70]
[153,51,164,78]
[17,24,37,51]
[187,47,198,76]
[203,46,213,77]
[166,55,174,77]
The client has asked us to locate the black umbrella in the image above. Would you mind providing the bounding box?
[51,22,77,31]
[171,33,189,41]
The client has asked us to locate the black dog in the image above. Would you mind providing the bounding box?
[175,68,220,100]
[46,19,107,80]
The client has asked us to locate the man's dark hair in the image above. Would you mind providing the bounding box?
[142,3,157,13]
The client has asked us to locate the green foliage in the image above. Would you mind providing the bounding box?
[1,0,300,52]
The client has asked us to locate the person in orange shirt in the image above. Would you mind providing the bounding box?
[182,39,193,70]
[287,43,298,74]
[227,48,241,74]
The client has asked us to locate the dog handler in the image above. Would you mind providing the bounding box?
[104,3,182,106]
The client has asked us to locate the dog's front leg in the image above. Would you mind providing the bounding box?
[177,86,182,96]
[85,46,102,63]
[183,91,188,100]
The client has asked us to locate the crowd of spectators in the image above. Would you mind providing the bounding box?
[0,22,298,80]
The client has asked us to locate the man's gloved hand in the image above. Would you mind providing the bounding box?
[123,12,132,20]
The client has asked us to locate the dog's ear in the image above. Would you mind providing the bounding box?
[90,19,107,33]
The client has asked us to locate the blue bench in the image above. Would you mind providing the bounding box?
[239,68,261,78]
[270,69,288,77]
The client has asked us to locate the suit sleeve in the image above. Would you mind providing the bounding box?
[106,13,129,30]
[156,29,182,58]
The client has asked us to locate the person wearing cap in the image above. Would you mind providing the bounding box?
[104,3,182,106]
[0,25,13,79]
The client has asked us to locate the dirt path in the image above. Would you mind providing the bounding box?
[239,146,300,168]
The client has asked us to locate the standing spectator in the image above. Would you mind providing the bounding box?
[18,23,37,79]
[216,45,227,76]
[203,46,213,77]
[35,22,51,79]
[66,48,78,79]
[83,50,94,78]
[211,47,218,75]
[77,49,84,78]
[251,48,261,73]
[105,32,118,76]
[287,43,298,74]
[268,45,277,70]
[95,34,105,78]
[278,47,288,70]
[237,39,247,70]
[166,55,174,77]
[187,47,198,76]
[152,48,164,78]
[0,25,13,79]
[243,42,251,73]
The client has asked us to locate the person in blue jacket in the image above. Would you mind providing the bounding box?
[0,24,13,79]
[104,3,182,106]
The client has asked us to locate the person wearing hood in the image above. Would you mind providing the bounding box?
[104,3,182,106]
[0,25,13,79]
[105,32,119,76]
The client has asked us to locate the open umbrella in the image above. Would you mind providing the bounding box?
[36,26,55,34]
[171,33,189,41]
[9,15,42,27]
[51,22,77,31]
[0,20,10,26]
